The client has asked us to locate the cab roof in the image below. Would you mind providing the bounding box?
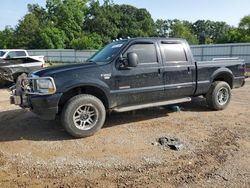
[114,37,187,43]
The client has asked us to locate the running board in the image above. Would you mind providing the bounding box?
[113,97,191,112]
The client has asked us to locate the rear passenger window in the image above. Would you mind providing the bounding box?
[124,43,158,64]
[161,43,187,62]
[16,51,26,57]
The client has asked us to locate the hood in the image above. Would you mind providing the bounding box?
[32,63,98,77]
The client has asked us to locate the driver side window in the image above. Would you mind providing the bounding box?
[123,43,158,64]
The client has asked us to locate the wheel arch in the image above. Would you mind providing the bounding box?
[58,84,110,113]
[12,71,29,81]
[211,68,234,89]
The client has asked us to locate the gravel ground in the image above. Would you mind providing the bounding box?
[0,79,249,187]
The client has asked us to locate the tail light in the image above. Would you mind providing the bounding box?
[244,63,246,74]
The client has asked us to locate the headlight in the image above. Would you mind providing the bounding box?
[36,79,56,94]
[24,76,56,95]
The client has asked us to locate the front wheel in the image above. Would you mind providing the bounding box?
[61,94,106,138]
[206,81,231,110]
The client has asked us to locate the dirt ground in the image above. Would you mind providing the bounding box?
[0,79,249,188]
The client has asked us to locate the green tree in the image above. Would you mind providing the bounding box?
[84,0,120,44]
[12,0,89,49]
[84,1,157,44]
[220,15,250,43]
[155,19,169,37]
[220,27,241,43]
[117,5,157,38]
[0,26,15,48]
[192,20,231,44]
[192,20,210,44]
[36,27,66,49]
[46,0,87,47]
[15,13,40,49]
[170,20,198,44]
[239,15,250,31]
[238,15,250,42]
[27,4,49,25]
[2,0,250,50]
[211,21,231,43]
[71,32,103,50]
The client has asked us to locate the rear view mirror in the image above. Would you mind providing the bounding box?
[127,52,138,67]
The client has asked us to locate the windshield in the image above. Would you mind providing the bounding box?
[0,51,6,57]
[88,40,127,63]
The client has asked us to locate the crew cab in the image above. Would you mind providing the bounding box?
[0,49,45,82]
[10,38,245,138]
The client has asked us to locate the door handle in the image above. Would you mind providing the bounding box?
[158,68,161,76]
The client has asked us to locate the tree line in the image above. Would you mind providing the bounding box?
[0,0,249,50]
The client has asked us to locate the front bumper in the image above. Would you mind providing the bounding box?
[10,92,63,120]
[30,93,63,120]
[10,74,61,120]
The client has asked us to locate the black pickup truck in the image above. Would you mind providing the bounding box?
[10,38,245,137]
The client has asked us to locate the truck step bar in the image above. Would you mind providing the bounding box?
[113,97,191,112]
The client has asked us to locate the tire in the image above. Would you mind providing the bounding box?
[205,81,231,110]
[61,94,106,138]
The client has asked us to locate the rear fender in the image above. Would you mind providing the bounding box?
[210,68,233,88]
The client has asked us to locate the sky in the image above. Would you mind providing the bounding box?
[0,0,250,30]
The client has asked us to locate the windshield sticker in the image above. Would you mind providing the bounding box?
[111,44,123,48]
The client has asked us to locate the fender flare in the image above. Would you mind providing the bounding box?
[210,68,234,88]
[60,81,111,108]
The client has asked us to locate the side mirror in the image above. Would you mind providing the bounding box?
[127,52,138,67]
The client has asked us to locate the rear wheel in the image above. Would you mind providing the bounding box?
[61,94,106,138]
[206,81,231,110]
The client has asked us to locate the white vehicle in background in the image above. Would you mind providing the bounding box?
[0,49,45,64]
[0,49,45,83]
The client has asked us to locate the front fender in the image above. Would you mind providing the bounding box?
[56,78,111,107]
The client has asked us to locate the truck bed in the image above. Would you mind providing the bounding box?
[195,58,245,96]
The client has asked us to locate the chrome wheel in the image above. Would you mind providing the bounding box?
[217,87,229,105]
[73,104,98,130]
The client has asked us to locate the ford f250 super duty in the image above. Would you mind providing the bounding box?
[10,38,246,138]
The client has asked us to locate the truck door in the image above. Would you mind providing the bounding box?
[112,41,165,107]
[160,41,196,99]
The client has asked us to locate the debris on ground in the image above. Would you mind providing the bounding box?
[157,137,184,151]
[170,105,181,112]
